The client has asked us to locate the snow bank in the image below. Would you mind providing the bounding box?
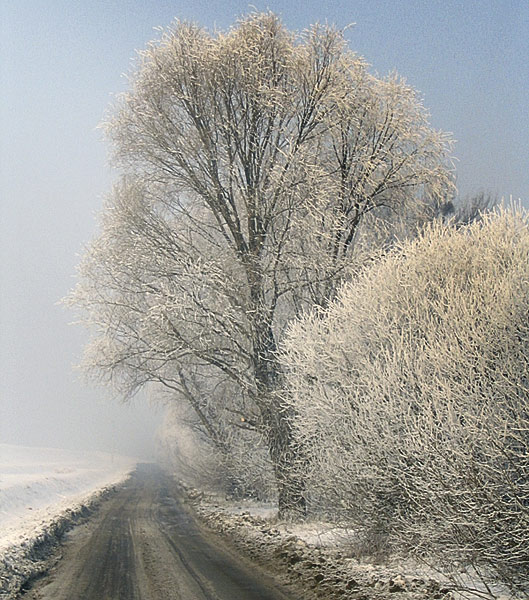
[0,444,136,598]
[0,443,135,553]
[186,490,522,600]
[184,487,452,600]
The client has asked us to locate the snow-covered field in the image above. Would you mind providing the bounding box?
[0,443,136,598]
[0,443,136,553]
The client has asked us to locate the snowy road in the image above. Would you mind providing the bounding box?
[24,464,294,600]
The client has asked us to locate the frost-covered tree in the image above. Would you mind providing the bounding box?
[157,400,275,500]
[69,12,453,518]
[282,206,529,593]
[440,190,497,225]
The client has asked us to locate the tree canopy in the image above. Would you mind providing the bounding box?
[69,12,454,517]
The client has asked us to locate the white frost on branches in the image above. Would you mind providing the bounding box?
[282,206,529,596]
[68,12,454,517]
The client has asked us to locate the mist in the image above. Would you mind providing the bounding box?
[1,0,527,459]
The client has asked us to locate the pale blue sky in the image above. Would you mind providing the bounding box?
[1,1,528,456]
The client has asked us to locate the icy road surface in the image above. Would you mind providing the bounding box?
[25,463,295,600]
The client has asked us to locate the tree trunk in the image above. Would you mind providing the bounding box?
[263,402,307,520]
[253,316,307,520]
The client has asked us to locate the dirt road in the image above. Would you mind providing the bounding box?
[24,464,295,600]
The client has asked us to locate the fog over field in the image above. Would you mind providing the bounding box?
[1,0,527,458]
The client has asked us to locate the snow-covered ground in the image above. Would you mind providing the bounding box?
[186,489,524,600]
[0,443,136,553]
[187,490,446,600]
[0,443,136,598]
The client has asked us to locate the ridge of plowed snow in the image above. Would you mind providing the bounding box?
[0,444,136,553]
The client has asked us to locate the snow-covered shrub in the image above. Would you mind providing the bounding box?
[282,206,529,596]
